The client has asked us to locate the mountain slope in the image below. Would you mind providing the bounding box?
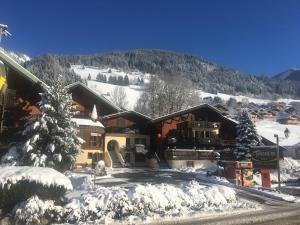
[23,49,300,99]
[274,69,300,81]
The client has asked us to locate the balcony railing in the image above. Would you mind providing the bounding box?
[173,138,235,147]
[178,121,221,129]
[165,149,217,160]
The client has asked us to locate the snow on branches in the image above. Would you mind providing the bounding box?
[3,75,83,171]
[235,110,261,161]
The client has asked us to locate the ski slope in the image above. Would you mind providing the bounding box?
[255,119,300,147]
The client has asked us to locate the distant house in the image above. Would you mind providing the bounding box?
[248,111,261,123]
[214,104,229,116]
[277,113,300,125]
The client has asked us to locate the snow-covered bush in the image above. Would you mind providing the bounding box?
[13,195,63,225]
[6,75,83,171]
[0,166,72,212]
[94,160,107,176]
[11,181,255,224]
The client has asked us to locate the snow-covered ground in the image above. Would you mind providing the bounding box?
[87,80,143,109]
[255,120,300,147]
[71,65,151,84]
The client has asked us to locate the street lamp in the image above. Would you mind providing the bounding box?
[274,134,281,188]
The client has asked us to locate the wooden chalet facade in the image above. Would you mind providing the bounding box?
[151,104,237,168]
[0,50,44,154]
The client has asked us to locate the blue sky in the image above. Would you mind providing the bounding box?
[1,0,300,75]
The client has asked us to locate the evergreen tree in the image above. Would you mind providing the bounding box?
[103,75,107,83]
[96,73,101,82]
[117,76,124,85]
[14,75,83,171]
[87,74,91,80]
[124,75,129,85]
[235,110,261,161]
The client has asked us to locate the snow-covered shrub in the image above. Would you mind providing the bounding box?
[13,195,63,225]
[94,160,107,176]
[0,166,72,212]
[7,75,83,172]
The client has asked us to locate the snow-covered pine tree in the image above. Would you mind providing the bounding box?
[234,110,261,161]
[20,75,83,171]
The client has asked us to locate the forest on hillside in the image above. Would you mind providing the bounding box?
[23,49,300,99]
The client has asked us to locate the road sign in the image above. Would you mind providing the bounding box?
[251,146,278,169]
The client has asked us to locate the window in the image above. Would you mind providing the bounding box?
[117,118,125,127]
[126,138,131,147]
[90,136,97,147]
[88,152,93,159]
[135,138,146,145]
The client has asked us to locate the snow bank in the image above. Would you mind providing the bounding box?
[64,171,94,191]
[0,166,73,190]
[271,157,300,183]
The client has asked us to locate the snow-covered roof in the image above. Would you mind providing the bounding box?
[72,118,104,128]
[0,166,73,190]
[0,49,47,88]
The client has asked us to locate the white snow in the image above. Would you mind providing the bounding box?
[255,120,300,147]
[71,118,104,128]
[0,166,73,190]
[13,180,254,224]
[87,80,143,110]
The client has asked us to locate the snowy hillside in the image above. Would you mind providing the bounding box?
[72,65,300,110]
[88,80,143,109]
[256,120,300,147]
[71,65,151,84]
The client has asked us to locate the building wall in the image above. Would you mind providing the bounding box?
[166,159,217,169]
[105,133,150,156]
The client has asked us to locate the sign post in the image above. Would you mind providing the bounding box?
[274,134,281,188]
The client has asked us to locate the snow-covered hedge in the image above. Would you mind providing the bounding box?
[0,166,72,212]
[13,181,254,224]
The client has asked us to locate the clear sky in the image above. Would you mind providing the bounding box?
[1,0,300,75]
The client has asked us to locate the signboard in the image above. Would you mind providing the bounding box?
[251,146,278,169]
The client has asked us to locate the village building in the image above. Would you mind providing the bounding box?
[277,112,300,125]
[101,111,153,167]
[151,104,237,169]
[214,104,229,116]
[248,111,262,123]
[0,50,44,155]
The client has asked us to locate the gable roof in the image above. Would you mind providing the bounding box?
[0,50,46,87]
[66,81,121,112]
[102,110,152,122]
[151,104,234,124]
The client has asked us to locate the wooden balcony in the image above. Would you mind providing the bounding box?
[165,149,217,160]
[178,121,221,129]
[173,138,236,148]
